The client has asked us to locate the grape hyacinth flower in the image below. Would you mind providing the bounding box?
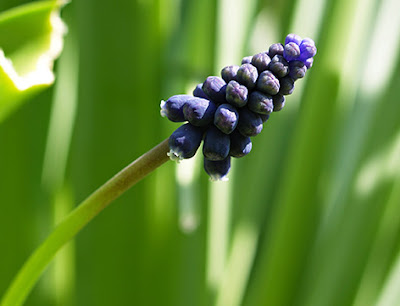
[161,34,317,180]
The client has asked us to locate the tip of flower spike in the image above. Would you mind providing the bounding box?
[167,149,184,162]
[160,100,167,117]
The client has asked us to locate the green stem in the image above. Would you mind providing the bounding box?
[0,138,170,306]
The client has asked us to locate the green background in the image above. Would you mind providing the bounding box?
[1,0,400,305]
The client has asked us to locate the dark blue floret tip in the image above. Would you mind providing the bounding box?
[168,123,204,161]
[204,157,231,181]
[162,34,316,180]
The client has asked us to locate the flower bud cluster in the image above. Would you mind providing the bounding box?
[161,34,316,181]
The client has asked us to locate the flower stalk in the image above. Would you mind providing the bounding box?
[0,138,170,306]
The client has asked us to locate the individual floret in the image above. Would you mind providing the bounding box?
[229,130,252,158]
[257,70,280,95]
[202,76,227,103]
[193,83,209,99]
[203,125,230,160]
[248,91,274,115]
[237,107,263,137]
[160,94,192,122]
[204,156,231,181]
[268,43,284,58]
[268,55,289,78]
[226,80,248,107]
[214,103,239,134]
[241,56,252,64]
[251,52,271,72]
[221,65,239,83]
[168,123,204,161]
[288,60,307,80]
[272,94,285,112]
[183,98,217,126]
[236,63,258,90]
[283,42,301,62]
[299,39,317,61]
[285,33,302,45]
[278,76,295,95]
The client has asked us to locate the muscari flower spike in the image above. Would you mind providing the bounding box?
[161,34,317,180]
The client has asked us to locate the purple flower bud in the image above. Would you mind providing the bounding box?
[279,76,295,95]
[221,65,239,83]
[226,80,248,107]
[301,37,315,46]
[214,103,239,134]
[236,63,258,90]
[299,41,317,61]
[272,94,285,112]
[268,55,289,78]
[168,123,203,161]
[204,156,231,181]
[268,43,284,58]
[229,130,252,158]
[183,97,217,126]
[283,42,301,62]
[160,94,192,122]
[285,33,302,45]
[202,76,227,103]
[203,125,230,161]
[237,107,263,137]
[304,57,314,69]
[289,60,307,80]
[248,91,274,115]
[251,52,271,72]
[241,56,253,64]
[193,83,209,99]
[257,70,280,95]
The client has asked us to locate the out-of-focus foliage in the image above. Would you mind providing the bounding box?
[1,0,400,305]
[0,0,65,122]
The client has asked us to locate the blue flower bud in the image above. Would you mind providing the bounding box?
[221,65,239,83]
[278,76,295,95]
[251,52,271,72]
[288,60,307,80]
[241,56,253,64]
[257,70,280,95]
[268,43,284,58]
[193,83,209,99]
[237,107,263,137]
[168,123,204,161]
[160,94,192,122]
[299,40,317,61]
[226,80,248,107]
[268,54,289,78]
[236,63,258,90]
[204,156,231,181]
[202,76,227,103]
[283,42,301,62]
[214,103,239,134]
[229,130,252,158]
[203,125,230,160]
[183,97,217,126]
[285,33,302,45]
[304,57,314,69]
[272,94,285,111]
[248,91,274,115]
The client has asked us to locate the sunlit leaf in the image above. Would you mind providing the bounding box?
[0,0,66,122]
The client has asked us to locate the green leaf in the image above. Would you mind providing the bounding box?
[0,0,66,123]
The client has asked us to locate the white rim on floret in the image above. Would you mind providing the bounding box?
[160,100,167,117]
[167,149,184,162]
[209,174,229,182]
